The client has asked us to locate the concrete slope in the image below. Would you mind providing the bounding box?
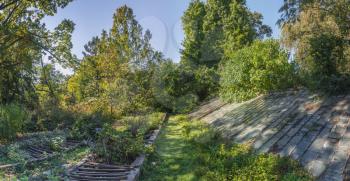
[194,91,350,181]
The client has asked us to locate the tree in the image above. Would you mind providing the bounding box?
[68,5,166,116]
[279,0,350,92]
[0,0,76,106]
[181,0,206,67]
[181,0,271,68]
[220,40,294,102]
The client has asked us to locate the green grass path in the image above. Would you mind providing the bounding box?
[140,116,199,181]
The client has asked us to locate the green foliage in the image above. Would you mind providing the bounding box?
[141,116,311,181]
[0,0,76,106]
[182,118,311,181]
[181,0,272,68]
[67,6,166,117]
[0,104,28,142]
[279,0,350,94]
[94,113,164,164]
[297,33,350,94]
[70,112,113,140]
[6,144,32,164]
[95,124,144,164]
[220,39,295,102]
[181,0,206,67]
[153,61,198,113]
[49,136,65,151]
[194,65,219,100]
[147,112,165,131]
[153,62,218,113]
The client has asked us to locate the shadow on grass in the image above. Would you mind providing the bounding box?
[140,120,202,181]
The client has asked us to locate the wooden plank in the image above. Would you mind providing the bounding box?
[73,171,130,175]
[84,162,132,169]
[270,98,331,155]
[277,107,327,157]
[256,103,320,153]
[69,174,127,180]
[217,95,283,138]
[78,167,130,172]
[252,95,309,150]
[234,93,303,143]
[319,117,350,180]
[290,103,335,160]
[301,102,349,178]
[215,95,265,123]
[251,92,313,150]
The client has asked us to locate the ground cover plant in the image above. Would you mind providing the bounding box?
[0,147,90,180]
[93,112,165,164]
[0,131,72,166]
[141,115,312,181]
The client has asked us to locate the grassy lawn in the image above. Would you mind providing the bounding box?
[141,115,200,181]
[141,115,312,181]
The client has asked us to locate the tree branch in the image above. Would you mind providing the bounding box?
[2,3,21,26]
[0,0,20,11]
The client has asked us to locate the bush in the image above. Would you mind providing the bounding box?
[70,112,113,140]
[123,112,165,137]
[219,39,295,102]
[95,124,144,164]
[147,112,165,131]
[153,61,218,113]
[297,33,350,94]
[193,66,219,100]
[0,104,28,142]
[49,136,65,151]
[124,116,148,137]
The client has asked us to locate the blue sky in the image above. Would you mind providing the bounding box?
[43,0,283,70]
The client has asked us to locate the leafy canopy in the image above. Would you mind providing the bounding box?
[220,40,295,102]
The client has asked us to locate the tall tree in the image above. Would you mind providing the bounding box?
[68,5,165,116]
[181,0,271,68]
[181,0,206,67]
[279,0,350,77]
[0,0,76,106]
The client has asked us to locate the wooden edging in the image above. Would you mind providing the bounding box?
[126,112,169,181]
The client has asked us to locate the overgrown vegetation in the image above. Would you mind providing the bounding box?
[0,104,28,142]
[141,116,312,181]
[220,40,295,102]
[279,0,350,94]
[94,112,165,164]
[0,147,90,180]
[1,0,349,179]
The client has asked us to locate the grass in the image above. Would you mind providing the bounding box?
[0,147,91,180]
[141,115,199,181]
[140,115,313,181]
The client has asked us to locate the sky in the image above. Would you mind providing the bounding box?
[43,0,284,73]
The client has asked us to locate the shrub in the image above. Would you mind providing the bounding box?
[70,112,113,140]
[95,124,144,164]
[124,116,148,137]
[49,136,65,151]
[220,39,295,102]
[153,61,218,113]
[0,104,28,142]
[194,66,219,100]
[147,112,165,131]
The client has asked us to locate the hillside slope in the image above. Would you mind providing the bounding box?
[194,90,350,181]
